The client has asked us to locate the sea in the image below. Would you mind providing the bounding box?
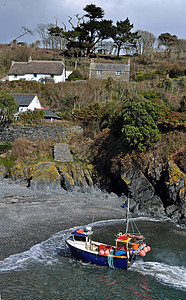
[0,215,186,299]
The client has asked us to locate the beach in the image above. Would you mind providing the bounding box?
[0,179,124,260]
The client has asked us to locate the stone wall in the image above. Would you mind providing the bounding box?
[0,124,83,142]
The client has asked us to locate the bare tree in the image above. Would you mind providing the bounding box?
[136,30,156,56]
[11,26,33,45]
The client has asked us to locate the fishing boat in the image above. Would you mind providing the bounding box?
[56,198,151,269]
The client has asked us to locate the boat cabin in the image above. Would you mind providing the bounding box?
[70,227,93,246]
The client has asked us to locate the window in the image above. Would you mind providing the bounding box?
[51,74,54,78]
[74,235,86,242]
[116,71,122,75]
[34,74,37,77]
[97,70,102,75]
[14,74,17,78]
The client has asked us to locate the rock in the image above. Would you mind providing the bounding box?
[71,163,93,188]
[165,204,178,216]
[121,167,165,217]
[121,167,156,202]
[58,163,75,191]
[58,162,93,191]
[11,163,27,183]
[139,196,165,217]
[30,162,61,190]
[165,162,186,204]
[54,143,73,162]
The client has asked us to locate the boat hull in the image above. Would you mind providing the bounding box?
[62,241,136,269]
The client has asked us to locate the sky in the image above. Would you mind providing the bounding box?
[0,0,185,45]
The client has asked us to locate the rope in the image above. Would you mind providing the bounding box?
[108,249,115,269]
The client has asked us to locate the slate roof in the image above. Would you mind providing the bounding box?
[37,109,61,119]
[10,93,37,106]
[9,60,65,75]
[90,63,130,72]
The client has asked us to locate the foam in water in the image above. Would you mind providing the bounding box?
[0,219,186,293]
[132,261,186,291]
[0,228,71,273]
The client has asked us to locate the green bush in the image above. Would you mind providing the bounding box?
[141,90,160,100]
[67,70,83,81]
[19,110,45,124]
[121,99,160,152]
[135,71,156,82]
[0,141,12,154]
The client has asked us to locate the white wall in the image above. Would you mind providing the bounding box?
[9,72,65,83]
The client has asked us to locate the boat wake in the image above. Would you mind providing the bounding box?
[0,229,70,273]
[132,260,186,291]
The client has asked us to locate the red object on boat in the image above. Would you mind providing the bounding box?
[143,247,148,252]
[117,236,129,241]
[139,250,146,257]
[104,249,109,256]
[132,243,139,250]
[146,246,151,252]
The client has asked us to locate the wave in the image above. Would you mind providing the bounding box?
[0,228,71,273]
[132,260,186,291]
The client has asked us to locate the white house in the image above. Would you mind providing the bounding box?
[8,58,65,83]
[10,93,42,116]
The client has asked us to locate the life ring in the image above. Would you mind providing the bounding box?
[76,229,84,233]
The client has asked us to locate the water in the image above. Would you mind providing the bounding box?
[0,217,186,300]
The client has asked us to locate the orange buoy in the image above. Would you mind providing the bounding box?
[147,246,151,252]
[104,249,109,256]
[139,250,146,257]
[143,247,148,252]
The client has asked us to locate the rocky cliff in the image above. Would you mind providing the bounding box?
[0,125,185,225]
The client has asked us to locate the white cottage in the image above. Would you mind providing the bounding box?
[10,93,42,116]
[8,58,65,83]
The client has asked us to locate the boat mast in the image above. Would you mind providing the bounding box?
[125,195,130,235]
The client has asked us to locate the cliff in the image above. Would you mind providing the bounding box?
[0,125,185,225]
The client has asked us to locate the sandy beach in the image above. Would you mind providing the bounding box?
[0,179,124,260]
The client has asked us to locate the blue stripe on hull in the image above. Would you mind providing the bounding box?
[65,243,135,269]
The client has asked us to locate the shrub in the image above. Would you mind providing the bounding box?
[169,64,184,78]
[12,138,34,158]
[121,99,160,152]
[19,110,44,124]
[135,71,156,82]
[141,90,160,100]
[67,70,83,81]
[0,141,12,154]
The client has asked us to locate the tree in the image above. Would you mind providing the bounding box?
[49,4,112,55]
[111,18,139,58]
[36,23,65,49]
[0,92,19,123]
[11,26,33,45]
[121,99,160,152]
[136,30,156,55]
[158,33,178,57]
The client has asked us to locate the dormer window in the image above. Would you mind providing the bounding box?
[97,70,102,75]
[116,71,122,75]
